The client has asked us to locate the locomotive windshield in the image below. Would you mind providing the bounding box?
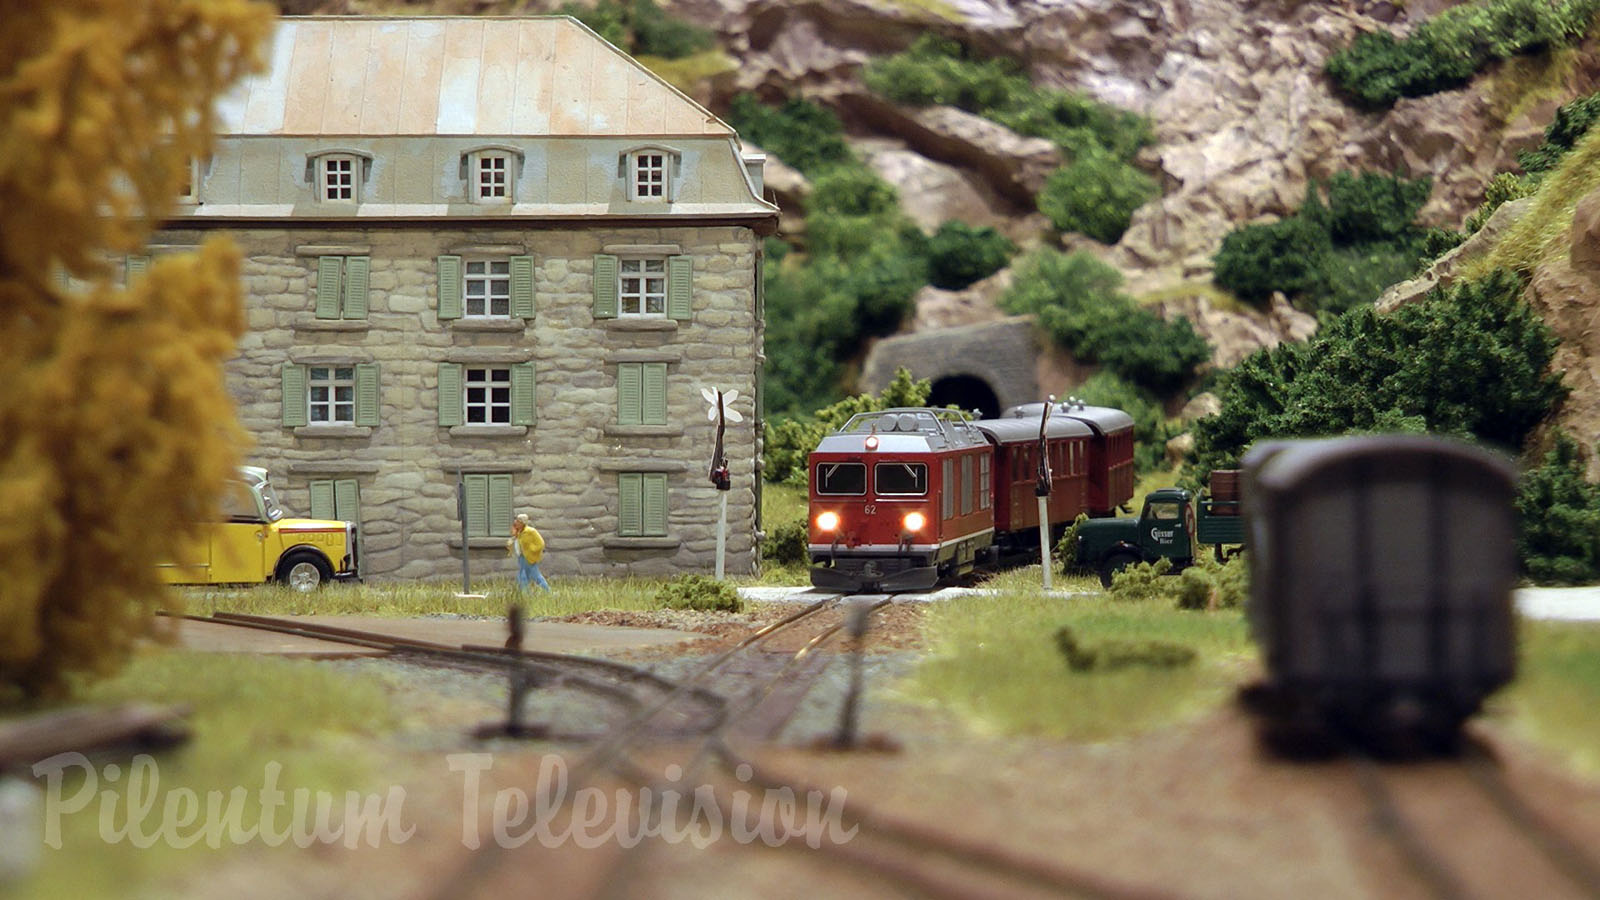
[875,462,928,495]
[815,462,866,495]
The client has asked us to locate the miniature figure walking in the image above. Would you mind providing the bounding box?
[508,513,550,592]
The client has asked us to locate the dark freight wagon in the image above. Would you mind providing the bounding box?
[1242,435,1518,751]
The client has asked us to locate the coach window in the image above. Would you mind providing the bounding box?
[815,462,866,496]
[875,463,927,496]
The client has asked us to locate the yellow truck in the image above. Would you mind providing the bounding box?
[158,466,359,591]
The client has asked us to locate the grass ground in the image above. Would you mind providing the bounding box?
[15,653,395,900]
[902,579,1254,740]
[1498,620,1600,777]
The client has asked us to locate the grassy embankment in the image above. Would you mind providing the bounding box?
[12,653,396,900]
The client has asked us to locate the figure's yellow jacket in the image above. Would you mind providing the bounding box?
[516,527,545,564]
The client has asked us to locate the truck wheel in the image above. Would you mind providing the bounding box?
[278,552,332,592]
[1099,552,1140,589]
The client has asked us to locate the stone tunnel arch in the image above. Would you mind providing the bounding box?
[929,374,1001,419]
[859,317,1047,415]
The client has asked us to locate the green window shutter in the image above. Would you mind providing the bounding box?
[617,363,643,426]
[333,479,360,524]
[125,255,150,285]
[642,474,669,536]
[437,255,463,321]
[464,474,489,538]
[354,363,380,427]
[437,363,463,427]
[510,362,535,427]
[592,254,618,319]
[315,257,343,319]
[308,480,336,520]
[342,256,369,319]
[509,255,535,319]
[488,474,513,538]
[281,364,308,427]
[642,363,668,425]
[618,473,642,537]
[667,255,693,321]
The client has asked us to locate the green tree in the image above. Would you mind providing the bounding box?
[0,0,271,697]
[1191,270,1566,474]
[1001,250,1210,395]
[925,221,1015,290]
[1036,149,1159,244]
[1516,432,1600,583]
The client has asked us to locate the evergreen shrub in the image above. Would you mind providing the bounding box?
[925,221,1015,290]
[656,575,744,612]
[1516,432,1600,584]
[1001,250,1210,395]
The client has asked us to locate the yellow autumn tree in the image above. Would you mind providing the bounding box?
[0,0,273,697]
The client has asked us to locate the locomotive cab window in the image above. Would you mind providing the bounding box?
[815,462,866,496]
[1147,501,1181,520]
[874,463,927,495]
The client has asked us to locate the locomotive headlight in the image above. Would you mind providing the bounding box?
[816,511,840,532]
[864,435,879,451]
[902,512,926,533]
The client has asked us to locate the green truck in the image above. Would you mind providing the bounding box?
[1074,470,1246,587]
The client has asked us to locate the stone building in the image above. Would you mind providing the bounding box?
[147,16,778,581]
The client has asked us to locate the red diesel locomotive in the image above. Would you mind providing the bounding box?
[808,402,1136,591]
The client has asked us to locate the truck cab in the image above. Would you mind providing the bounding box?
[157,466,358,591]
[1074,471,1248,587]
[1076,488,1198,586]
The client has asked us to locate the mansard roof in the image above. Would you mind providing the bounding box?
[216,16,734,138]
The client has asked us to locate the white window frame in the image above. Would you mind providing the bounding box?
[319,154,359,203]
[618,257,667,317]
[464,367,513,425]
[475,154,510,202]
[308,366,356,424]
[464,259,512,318]
[630,151,666,201]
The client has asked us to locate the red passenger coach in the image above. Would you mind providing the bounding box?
[972,416,1094,555]
[809,409,995,592]
[1002,401,1136,516]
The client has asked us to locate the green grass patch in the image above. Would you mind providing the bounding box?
[182,576,681,619]
[1483,47,1583,125]
[637,50,738,93]
[12,652,395,900]
[1467,120,1600,278]
[869,0,963,21]
[1498,620,1600,776]
[1132,280,1246,312]
[904,588,1253,740]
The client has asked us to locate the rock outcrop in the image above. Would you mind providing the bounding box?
[1376,197,1535,312]
[1528,187,1600,477]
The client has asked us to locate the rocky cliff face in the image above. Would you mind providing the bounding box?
[670,0,1598,365]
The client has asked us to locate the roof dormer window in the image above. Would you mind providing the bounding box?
[476,154,508,201]
[621,146,680,203]
[461,146,523,204]
[308,150,373,204]
[323,156,356,201]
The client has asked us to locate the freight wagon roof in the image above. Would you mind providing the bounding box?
[1003,402,1134,435]
[1246,435,1516,495]
[973,417,1093,445]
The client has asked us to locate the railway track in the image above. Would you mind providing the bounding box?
[1351,736,1600,900]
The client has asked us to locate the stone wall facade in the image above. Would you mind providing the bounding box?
[158,223,763,582]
